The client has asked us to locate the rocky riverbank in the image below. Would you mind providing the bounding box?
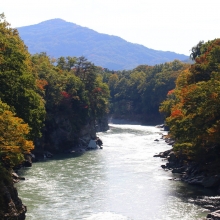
[0,116,109,219]
[154,132,220,220]
[0,167,26,220]
[155,148,220,192]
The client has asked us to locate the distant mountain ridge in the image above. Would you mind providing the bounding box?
[17,19,189,70]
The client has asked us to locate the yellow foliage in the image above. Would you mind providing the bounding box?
[210,92,218,100]
[0,102,34,166]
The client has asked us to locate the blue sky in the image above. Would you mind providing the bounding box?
[2,0,220,56]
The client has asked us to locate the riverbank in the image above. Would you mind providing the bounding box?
[154,133,220,219]
[0,116,108,219]
[0,166,26,220]
[4,122,218,220]
[17,123,211,219]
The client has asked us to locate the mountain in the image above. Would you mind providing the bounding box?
[17,19,189,70]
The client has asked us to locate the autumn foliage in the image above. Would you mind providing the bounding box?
[0,14,110,167]
[160,39,220,165]
[0,101,34,166]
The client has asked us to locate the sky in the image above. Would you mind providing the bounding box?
[1,0,220,56]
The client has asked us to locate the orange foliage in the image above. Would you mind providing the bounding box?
[93,87,102,93]
[36,79,48,90]
[61,91,71,99]
[195,55,207,64]
[210,92,218,100]
[171,109,183,118]
[167,89,174,95]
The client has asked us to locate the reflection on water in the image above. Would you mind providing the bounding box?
[17,124,213,220]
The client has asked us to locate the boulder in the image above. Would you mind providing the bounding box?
[186,175,204,185]
[167,151,177,162]
[202,175,220,188]
[22,160,32,167]
[153,154,161,157]
[207,210,220,219]
[23,153,33,167]
[12,172,25,183]
[153,149,172,158]
[0,181,26,219]
[87,139,98,149]
[172,166,186,173]
[12,172,19,180]
[155,124,164,128]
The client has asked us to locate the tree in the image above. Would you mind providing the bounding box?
[0,14,46,138]
[190,40,204,61]
[0,100,34,167]
[56,56,76,71]
[161,39,220,165]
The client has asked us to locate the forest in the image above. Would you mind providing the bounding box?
[104,60,190,123]
[0,13,191,169]
[0,13,110,167]
[160,39,220,172]
[1,13,220,218]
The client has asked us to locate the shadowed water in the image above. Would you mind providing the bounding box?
[17,124,214,219]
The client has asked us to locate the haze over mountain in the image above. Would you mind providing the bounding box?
[17,19,189,70]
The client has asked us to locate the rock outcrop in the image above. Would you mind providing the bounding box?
[0,115,109,219]
[95,115,109,132]
[0,167,26,220]
[156,149,220,189]
[154,133,220,219]
[35,114,109,154]
[207,210,220,220]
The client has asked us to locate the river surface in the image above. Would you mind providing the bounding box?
[17,123,214,220]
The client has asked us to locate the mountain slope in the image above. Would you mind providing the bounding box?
[17,19,188,70]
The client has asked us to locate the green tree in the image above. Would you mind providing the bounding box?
[190,40,204,61]
[0,14,46,138]
[161,39,220,167]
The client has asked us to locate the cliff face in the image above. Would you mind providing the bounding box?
[0,167,26,220]
[78,120,97,147]
[95,115,109,132]
[0,115,109,219]
[44,113,78,152]
[35,114,109,153]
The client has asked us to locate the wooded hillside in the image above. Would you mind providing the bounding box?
[160,39,220,172]
[17,19,189,70]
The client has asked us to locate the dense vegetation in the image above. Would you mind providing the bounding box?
[104,60,190,123]
[1,10,220,169]
[0,13,109,168]
[0,14,44,167]
[160,39,220,172]
[0,14,110,217]
[1,11,220,218]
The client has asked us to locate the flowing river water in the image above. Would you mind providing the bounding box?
[17,123,215,220]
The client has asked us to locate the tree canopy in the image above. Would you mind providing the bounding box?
[160,39,220,169]
[0,13,46,139]
[105,60,189,122]
[0,100,34,167]
[0,14,110,166]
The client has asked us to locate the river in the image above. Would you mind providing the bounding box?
[17,123,214,220]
